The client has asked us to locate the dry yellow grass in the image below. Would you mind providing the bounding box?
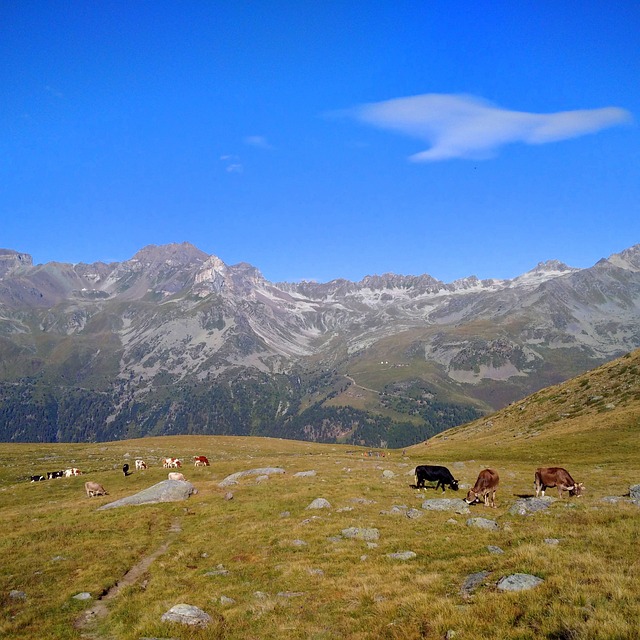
[1,351,639,639]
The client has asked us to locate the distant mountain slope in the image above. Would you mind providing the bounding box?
[0,242,639,444]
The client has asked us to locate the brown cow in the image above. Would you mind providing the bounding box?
[193,455,210,467]
[85,481,108,497]
[465,469,499,508]
[534,467,584,498]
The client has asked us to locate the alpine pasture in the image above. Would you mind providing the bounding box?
[1,350,640,640]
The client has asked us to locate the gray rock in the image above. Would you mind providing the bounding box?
[218,467,285,488]
[219,595,235,606]
[341,527,380,541]
[630,484,640,500]
[224,492,233,501]
[291,539,308,547]
[161,604,212,627]
[73,592,92,600]
[544,538,560,545]
[497,574,544,591]
[254,591,269,599]
[406,508,423,519]
[382,470,395,478]
[487,545,504,554]
[255,475,269,483]
[277,591,305,598]
[294,470,317,477]
[509,496,556,516]
[461,571,490,596]
[307,498,331,510]
[386,551,417,560]
[98,480,197,510]
[422,499,470,514]
[308,568,324,576]
[466,517,499,531]
[9,590,27,600]
[205,564,229,576]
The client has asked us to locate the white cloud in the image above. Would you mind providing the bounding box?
[352,93,632,161]
[243,135,273,150]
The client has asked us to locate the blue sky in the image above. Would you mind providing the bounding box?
[2,1,638,283]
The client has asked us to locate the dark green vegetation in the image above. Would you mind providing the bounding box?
[0,367,481,446]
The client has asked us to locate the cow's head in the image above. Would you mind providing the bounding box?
[465,489,480,505]
[450,479,459,491]
[569,482,584,497]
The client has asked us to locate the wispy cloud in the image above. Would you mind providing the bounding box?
[243,135,273,150]
[220,154,243,174]
[351,93,632,161]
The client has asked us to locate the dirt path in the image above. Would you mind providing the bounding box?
[74,519,182,638]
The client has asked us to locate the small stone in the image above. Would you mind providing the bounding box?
[219,595,235,605]
[406,508,422,519]
[294,470,316,477]
[277,591,305,598]
[308,568,324,576]
[279,511,291,518]
[382,470,395,478]
[224,492,233,501]
[630,485,640,501]
[9,590,27,600]
[544,538,560,545]
[497,574,544,592]
[422,499,470,514]
[73,592,92,601]
[254,591,269,599]
[291,539,308,547]
[487,545,504,554]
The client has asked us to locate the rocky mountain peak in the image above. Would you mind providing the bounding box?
[0,249,33,278]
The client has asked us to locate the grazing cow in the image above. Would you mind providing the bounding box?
[64,468,82,477]
[168,472,186,481]
[85,481,108,497]
[30,475,46,482]
[534,467,584,498]
[193,455,210,467]
[135,459,147,470]
[163,457,182,468]
[122,463,130,476]
[414,465,459,492]
[465,469,500,508]
[47,470,64,479]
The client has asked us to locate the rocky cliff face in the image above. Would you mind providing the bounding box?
[1,242,639,442]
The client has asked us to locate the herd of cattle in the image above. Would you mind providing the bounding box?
[30,454,583,510]
[415,465,584,508]
[29,455,211,497]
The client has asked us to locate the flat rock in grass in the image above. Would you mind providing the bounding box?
[9,590,27,600]
[97,480,196,510]
[497,574,544,592]
[294,470,316,478]
[466,517,499,531]
[487,545,504,554]
[307,498,331,510]
[387,551,417,560]
[72,592,92,601]
[218,467,285,487]
[461,570,491,597]
[422,499,470,514]
[509,497,555,516]
[630,485,640,500]
[406,508,423,519]
[342,527,380,541]
[161,604,212,627]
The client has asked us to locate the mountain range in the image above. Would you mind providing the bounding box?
[0,242,639,445]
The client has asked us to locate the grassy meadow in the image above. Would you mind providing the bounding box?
[1,352,640,639]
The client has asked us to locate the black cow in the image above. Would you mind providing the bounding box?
[415,465,459,492]
[30,475,46,482]
[47,470,64,479]
[122,463,130,477]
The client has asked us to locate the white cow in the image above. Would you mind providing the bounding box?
[168,472,186,481]
[135,459,147,470]
[64,468,82,477]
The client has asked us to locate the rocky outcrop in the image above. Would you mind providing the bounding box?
[97,479,197,510]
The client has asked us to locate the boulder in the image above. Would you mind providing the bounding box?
[509,496,555,516]
[218,467,285,488]
[466,517,499,531]
[161,604,212,628]
[307,498,331,510]
[97,480,196,510]
[630,484,640,501]
[341,527,380,541]
[422,499,470,514]
[497,574,544,592]
[294,470,317,478]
